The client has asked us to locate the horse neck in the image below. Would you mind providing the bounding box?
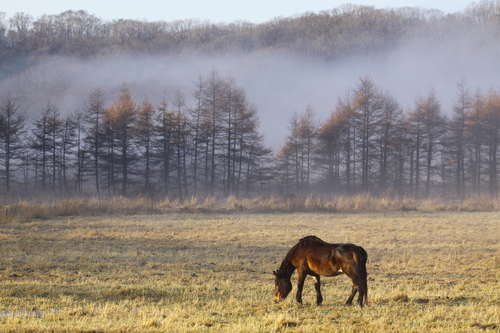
[278,255,296,277]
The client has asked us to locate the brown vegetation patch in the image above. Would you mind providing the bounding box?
[2,195,500,223]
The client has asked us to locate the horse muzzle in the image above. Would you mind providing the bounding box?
[274,296,285,303]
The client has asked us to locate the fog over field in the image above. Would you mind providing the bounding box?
[2,4,500,149]
[3,44,499,149]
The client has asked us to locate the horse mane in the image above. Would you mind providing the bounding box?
[299,235,325,246]
[277,246,296,273]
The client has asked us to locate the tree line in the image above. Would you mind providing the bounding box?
[0,69,271,198]
[2,73,500,199]
[275,77,500,199]
[1,1,500,72]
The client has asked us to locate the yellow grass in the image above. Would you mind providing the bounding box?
[2,194,500,223]
[1,211,500,332]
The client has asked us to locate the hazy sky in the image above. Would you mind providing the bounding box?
[3,0,475,23]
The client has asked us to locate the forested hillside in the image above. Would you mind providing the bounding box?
[1,1,500,199]
[2,2,500,64]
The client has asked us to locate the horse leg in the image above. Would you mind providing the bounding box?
[343,264,365,306]
[312,275,323,305]
[357,285,366,306]
[346,285,358,306]
[295,270,306,304]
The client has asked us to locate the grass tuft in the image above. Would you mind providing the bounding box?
[392,292,409,303]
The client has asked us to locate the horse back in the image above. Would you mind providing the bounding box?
[289,239,335,276]
[296,239,366,277]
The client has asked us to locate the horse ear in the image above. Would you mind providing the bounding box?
[273,271,277,276]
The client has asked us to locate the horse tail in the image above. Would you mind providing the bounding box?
[355,246,368,304]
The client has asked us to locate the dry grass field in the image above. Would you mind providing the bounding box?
[1,210,500,332]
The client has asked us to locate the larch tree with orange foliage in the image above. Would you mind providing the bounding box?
[102,85,137,196]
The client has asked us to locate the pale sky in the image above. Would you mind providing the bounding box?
[2,0,476,23]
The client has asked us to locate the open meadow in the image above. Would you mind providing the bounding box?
[1,211,500,332]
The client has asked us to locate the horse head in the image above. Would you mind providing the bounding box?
[273,270,292,302]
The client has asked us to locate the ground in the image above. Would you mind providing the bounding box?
[0,212,499,332]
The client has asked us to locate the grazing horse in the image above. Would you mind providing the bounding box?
[273,236,368,307]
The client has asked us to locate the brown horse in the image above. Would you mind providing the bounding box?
[273,236,368,306]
